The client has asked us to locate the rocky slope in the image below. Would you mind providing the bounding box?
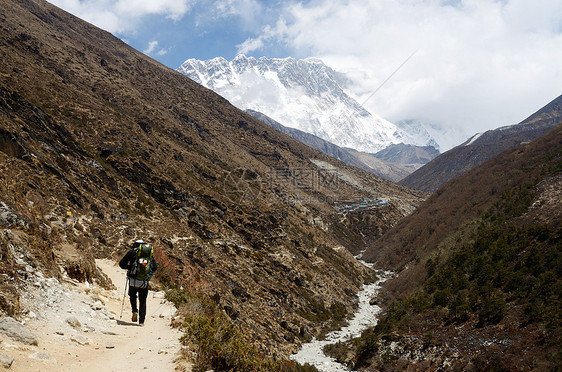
[0,0,424,365]
[401,94,562,192]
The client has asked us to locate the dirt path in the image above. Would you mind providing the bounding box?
[0,259,190,371]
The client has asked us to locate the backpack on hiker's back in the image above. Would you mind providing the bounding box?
[128,243,154,288]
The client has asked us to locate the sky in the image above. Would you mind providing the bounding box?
[47,0,562,150]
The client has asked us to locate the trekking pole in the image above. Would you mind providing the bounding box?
[120,277,129,319]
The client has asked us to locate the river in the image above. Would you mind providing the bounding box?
[290,268,392,371]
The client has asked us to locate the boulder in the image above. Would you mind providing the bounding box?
[29,351,55,362]
[0,317,38,345]
[65,316,81,328]
[70,334,89,345]
[0,351,14,368]
[90,300,103,310]
[0,202,28,228]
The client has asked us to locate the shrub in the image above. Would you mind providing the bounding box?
[182,312,318,371]
[176,288,318,371]
[477,291,506,326]
[406,292,431,313]
[432,289,451,308]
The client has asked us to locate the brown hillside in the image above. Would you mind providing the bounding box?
[362,122,562,345]
[353,123,561,371]
[364,123,562,285]
[0,0,424,363]
[400,94,562,192]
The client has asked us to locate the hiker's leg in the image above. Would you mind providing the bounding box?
[128,286,138,313]
[138,286,149,323]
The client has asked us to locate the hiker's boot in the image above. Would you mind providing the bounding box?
[132,312,138,322]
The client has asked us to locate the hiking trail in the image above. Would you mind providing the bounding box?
[0,259,190,371]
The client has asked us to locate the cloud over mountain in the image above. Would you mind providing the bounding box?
[48,0,562,150]
[239,0,562,149]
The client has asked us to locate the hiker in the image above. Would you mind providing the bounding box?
[119,239,157,326]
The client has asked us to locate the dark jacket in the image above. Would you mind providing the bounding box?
[119,249,157,276]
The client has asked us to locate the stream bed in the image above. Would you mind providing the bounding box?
[290,270,392,371]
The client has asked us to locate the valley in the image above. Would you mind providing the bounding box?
[0,0,421,370]
[0,0,560,371]
[291,269,393,371]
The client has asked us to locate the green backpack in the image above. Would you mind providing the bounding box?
[129,243,154,281]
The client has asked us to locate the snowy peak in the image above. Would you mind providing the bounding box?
[180,55,353,101]
[178,55,423,153]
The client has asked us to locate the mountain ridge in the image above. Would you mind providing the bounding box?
[351,111,562,370]
[246,109,418,182]
[178,55,437,153]
[401,94,562,192]
[374,143,440,168]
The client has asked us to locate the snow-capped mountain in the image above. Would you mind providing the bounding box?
[178,55,434,153]
[394,120,440,151]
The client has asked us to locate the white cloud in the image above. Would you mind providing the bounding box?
[236,19,289,55]
[214,0,262,23]
[115,0,192,21]
[143,40,159,55]
[237,37,264,55]
[48,0,195,33]
[243,0,562,149]
[187,0,265,32]
[143,40,169,57]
